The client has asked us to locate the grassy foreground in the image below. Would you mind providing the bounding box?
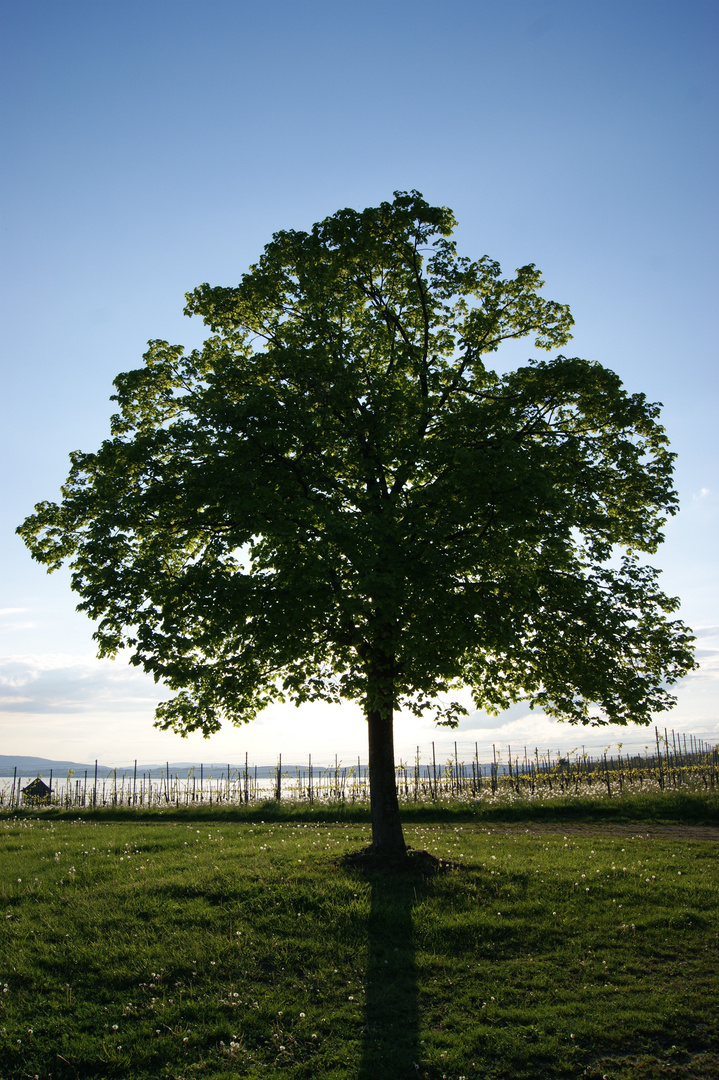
[0,795,717,1080]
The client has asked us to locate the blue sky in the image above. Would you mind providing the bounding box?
[1,0,717,767]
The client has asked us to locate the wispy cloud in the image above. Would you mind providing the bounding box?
[0,654,161,714]
[0,607,38,631]
[693,651,719,680]
[687,627,719,681]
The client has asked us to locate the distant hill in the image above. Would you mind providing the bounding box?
[0,755,103,777]
[0,755,498,782]
[0,755,319,779]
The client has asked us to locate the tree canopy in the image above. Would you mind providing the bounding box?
[18,191,696,854]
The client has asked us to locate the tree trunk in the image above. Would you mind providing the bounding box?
[366,652,406,857]
[367,704,406,855]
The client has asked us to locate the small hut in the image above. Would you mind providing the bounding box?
[22,777,52,805]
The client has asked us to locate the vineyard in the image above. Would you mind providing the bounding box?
[3,727,717,811]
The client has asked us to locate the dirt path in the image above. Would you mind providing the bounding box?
[479,822,719,841]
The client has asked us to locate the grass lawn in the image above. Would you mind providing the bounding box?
[0,794,717,1079]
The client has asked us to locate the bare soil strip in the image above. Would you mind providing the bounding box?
[477,822,719,841]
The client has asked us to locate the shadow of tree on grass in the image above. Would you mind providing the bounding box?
[343,849,452,1080]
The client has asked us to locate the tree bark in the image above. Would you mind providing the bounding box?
[367,704,406,855]
[366,652,406,857]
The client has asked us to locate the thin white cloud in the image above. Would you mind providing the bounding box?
[687,627,719,681]
[0,654,162,714]
[692,650,719,680]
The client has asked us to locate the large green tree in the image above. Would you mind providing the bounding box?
[19,192,695,855]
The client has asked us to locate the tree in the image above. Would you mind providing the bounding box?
[18,192,695,856]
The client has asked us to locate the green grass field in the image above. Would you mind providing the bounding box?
[1,794,717,1079]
